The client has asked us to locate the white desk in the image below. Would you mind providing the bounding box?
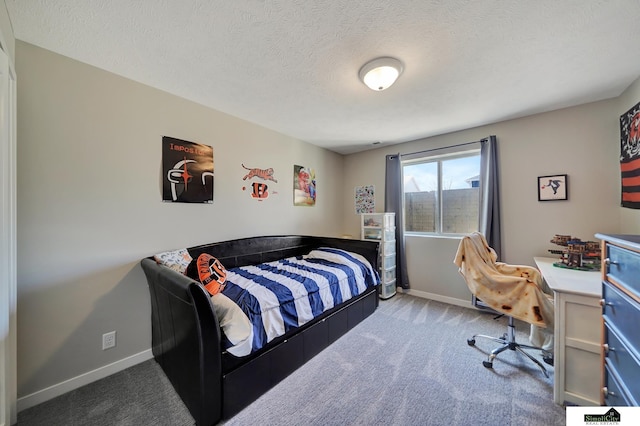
[534,257,602,406]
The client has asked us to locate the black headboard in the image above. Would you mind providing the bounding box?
[186,235,379,271]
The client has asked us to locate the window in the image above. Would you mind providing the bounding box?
[403,150,481,235]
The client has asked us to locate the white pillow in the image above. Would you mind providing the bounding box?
[211,293,253,357]
[153,248,192,274]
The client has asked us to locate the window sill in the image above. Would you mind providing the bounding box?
[404,233,465,240]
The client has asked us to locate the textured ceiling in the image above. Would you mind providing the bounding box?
[6,1,640,154]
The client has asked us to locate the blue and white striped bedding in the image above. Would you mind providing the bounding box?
[218,247,379,357]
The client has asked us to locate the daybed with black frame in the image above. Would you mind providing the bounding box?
[140,235,380,425]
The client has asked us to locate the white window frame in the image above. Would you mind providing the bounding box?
[402,148,481,236]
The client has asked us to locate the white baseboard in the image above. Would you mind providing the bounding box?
[399,288,473,309]
[17,349,153,412]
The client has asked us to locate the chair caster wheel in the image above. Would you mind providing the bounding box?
[482,360,493,369]
[467,338,475,346]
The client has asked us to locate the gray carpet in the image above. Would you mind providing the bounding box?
[19,294,566,425]
[17,358,193,426]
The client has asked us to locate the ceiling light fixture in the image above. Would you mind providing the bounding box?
[359,57,404,91]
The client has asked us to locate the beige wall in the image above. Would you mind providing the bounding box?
[16,41,344,401]
[617,76,640,234]
[0,2,14,61]
[343,98,623,304]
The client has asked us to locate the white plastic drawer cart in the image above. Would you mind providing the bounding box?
[361,213,396,299]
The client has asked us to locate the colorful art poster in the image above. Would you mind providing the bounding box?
[241,163,278,201]
[162,136,214,203]
[293,165,316,206]
[355,185,375,213]
[620,101,640,209]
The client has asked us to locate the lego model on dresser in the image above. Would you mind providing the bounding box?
[596,233,640,406]
[361,213,396,299]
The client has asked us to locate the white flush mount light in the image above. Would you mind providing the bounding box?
[359,57,404,91]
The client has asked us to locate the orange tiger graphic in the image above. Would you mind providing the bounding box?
[242,164,278,183]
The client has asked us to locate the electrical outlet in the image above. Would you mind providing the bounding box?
[102,331,116,350]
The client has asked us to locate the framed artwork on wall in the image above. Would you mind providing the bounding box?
[620,101,640,209]
[354,185,375,214]
[293,165,316,206]
[240,163,278,201]
[162,136,214,203]
[538,174,568,201]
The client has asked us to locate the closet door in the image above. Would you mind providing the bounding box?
[0,45,17,426]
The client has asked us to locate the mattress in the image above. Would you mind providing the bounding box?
[217,247,379,356]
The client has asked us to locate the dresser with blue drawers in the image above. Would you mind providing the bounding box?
[596,234,640,406]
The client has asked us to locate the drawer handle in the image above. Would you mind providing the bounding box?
[604,258,619,266]
[600,299,614,307]
[602,343,615,354]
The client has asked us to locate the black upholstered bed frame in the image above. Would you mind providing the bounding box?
[140,235,380,425]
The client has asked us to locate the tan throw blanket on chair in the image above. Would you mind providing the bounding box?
[453,232,554,331]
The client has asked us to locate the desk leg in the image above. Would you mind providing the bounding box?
[553,291,563,405]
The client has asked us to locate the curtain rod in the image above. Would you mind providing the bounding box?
[398,138,486,158]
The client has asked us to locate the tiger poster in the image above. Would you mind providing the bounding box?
[162,136,214,203]
[241,163,278,201]
[620,101,640,209]
[293,165,316,206]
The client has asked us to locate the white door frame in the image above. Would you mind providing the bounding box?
[0,44,18,426]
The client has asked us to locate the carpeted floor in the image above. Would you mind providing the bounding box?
[19,294,566,425]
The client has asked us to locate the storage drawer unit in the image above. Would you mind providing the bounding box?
[596,233,640,407]
[361,213,396,299]
[383,267,396,282]
[382,240,396,255]
[381,280,396,300]
[362,228,382,240]
[383,254,395,270]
